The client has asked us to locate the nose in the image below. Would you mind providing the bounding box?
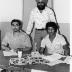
[49,30,52,33]
[48,29,53,33]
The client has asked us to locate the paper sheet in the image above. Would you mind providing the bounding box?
[42,54,71,66]
[42,53,66,62]
[31,69,47,72]
[47,56,71,66]
[47,60,64,66]
[3,50,17,56]
[63,56,71,64]
[0,68,3,71]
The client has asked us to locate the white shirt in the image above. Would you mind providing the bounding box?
[26,7,56,34]
[2,31,31,49]
[41,34,66,54]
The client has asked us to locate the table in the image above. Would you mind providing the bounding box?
[0,50,70,72]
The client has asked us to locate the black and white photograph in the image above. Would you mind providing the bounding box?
[0,0,71,72]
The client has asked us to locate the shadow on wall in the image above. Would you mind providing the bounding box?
[0,22,11,41]
[59,23,70,43]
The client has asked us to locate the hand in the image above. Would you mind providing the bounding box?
[44,52,52,56]
[59,57,66,61]
[5,48,10,51]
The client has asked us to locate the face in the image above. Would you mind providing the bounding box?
[47,27,56,36]
[37,0,46,10]
[11,22,20,32]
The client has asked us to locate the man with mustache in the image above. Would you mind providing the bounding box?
[26,0,59,52]
[2,19,32,53]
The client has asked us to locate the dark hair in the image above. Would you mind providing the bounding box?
[45,22,58,32]
[11,19,22,27]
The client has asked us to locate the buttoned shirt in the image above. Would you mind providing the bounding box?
[26,7,56,34]
[41,34,66,54]
[2,31,31,49]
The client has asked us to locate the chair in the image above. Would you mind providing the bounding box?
[0,30,1,50]
[61,34,70,56]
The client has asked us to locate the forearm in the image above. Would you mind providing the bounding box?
[63,45,70,56]
[39,47,44,54]
[22,47,32,51]
[1,45,10,51]
[1,43,11,50]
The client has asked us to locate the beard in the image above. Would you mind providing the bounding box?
[37,3,46,10]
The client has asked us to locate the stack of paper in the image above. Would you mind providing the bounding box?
[0,68,3,71]
[42,53,65,62]
[3,50,17,56]
[63,56,71,64]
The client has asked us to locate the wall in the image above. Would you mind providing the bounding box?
[0,0,22,22]
[53,0,70,42]
[54,0,70,23]
[0,0,22,40]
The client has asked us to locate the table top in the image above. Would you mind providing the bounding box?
[0,50,70,72]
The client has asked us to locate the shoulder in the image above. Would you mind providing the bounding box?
[30,7,38,14]
[56,33,65,40]
[20,30,30,39]
[42,34,49,41]
[5,32,12,37]
[45,7,54,13]
[20,30,28,36]
[31,7,38,12]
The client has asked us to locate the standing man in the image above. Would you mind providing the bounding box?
[26,0,59,52]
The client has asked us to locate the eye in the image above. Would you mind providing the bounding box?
[16,24,19,26]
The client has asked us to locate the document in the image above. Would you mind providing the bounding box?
[31,69,47,72]
[42,53,66,62]
[3,50,17,56]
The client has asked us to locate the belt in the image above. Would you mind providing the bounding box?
[36,28,45,30]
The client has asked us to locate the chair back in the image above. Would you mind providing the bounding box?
[0,30,1,50]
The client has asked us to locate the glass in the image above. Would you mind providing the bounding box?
[18,51,22,58]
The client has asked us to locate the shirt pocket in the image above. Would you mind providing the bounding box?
[54,42,61,49]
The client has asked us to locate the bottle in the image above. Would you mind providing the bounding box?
[34,43,37,52]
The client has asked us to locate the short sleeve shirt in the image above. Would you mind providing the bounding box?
[2,31,32,49]
[41,34,66,54]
